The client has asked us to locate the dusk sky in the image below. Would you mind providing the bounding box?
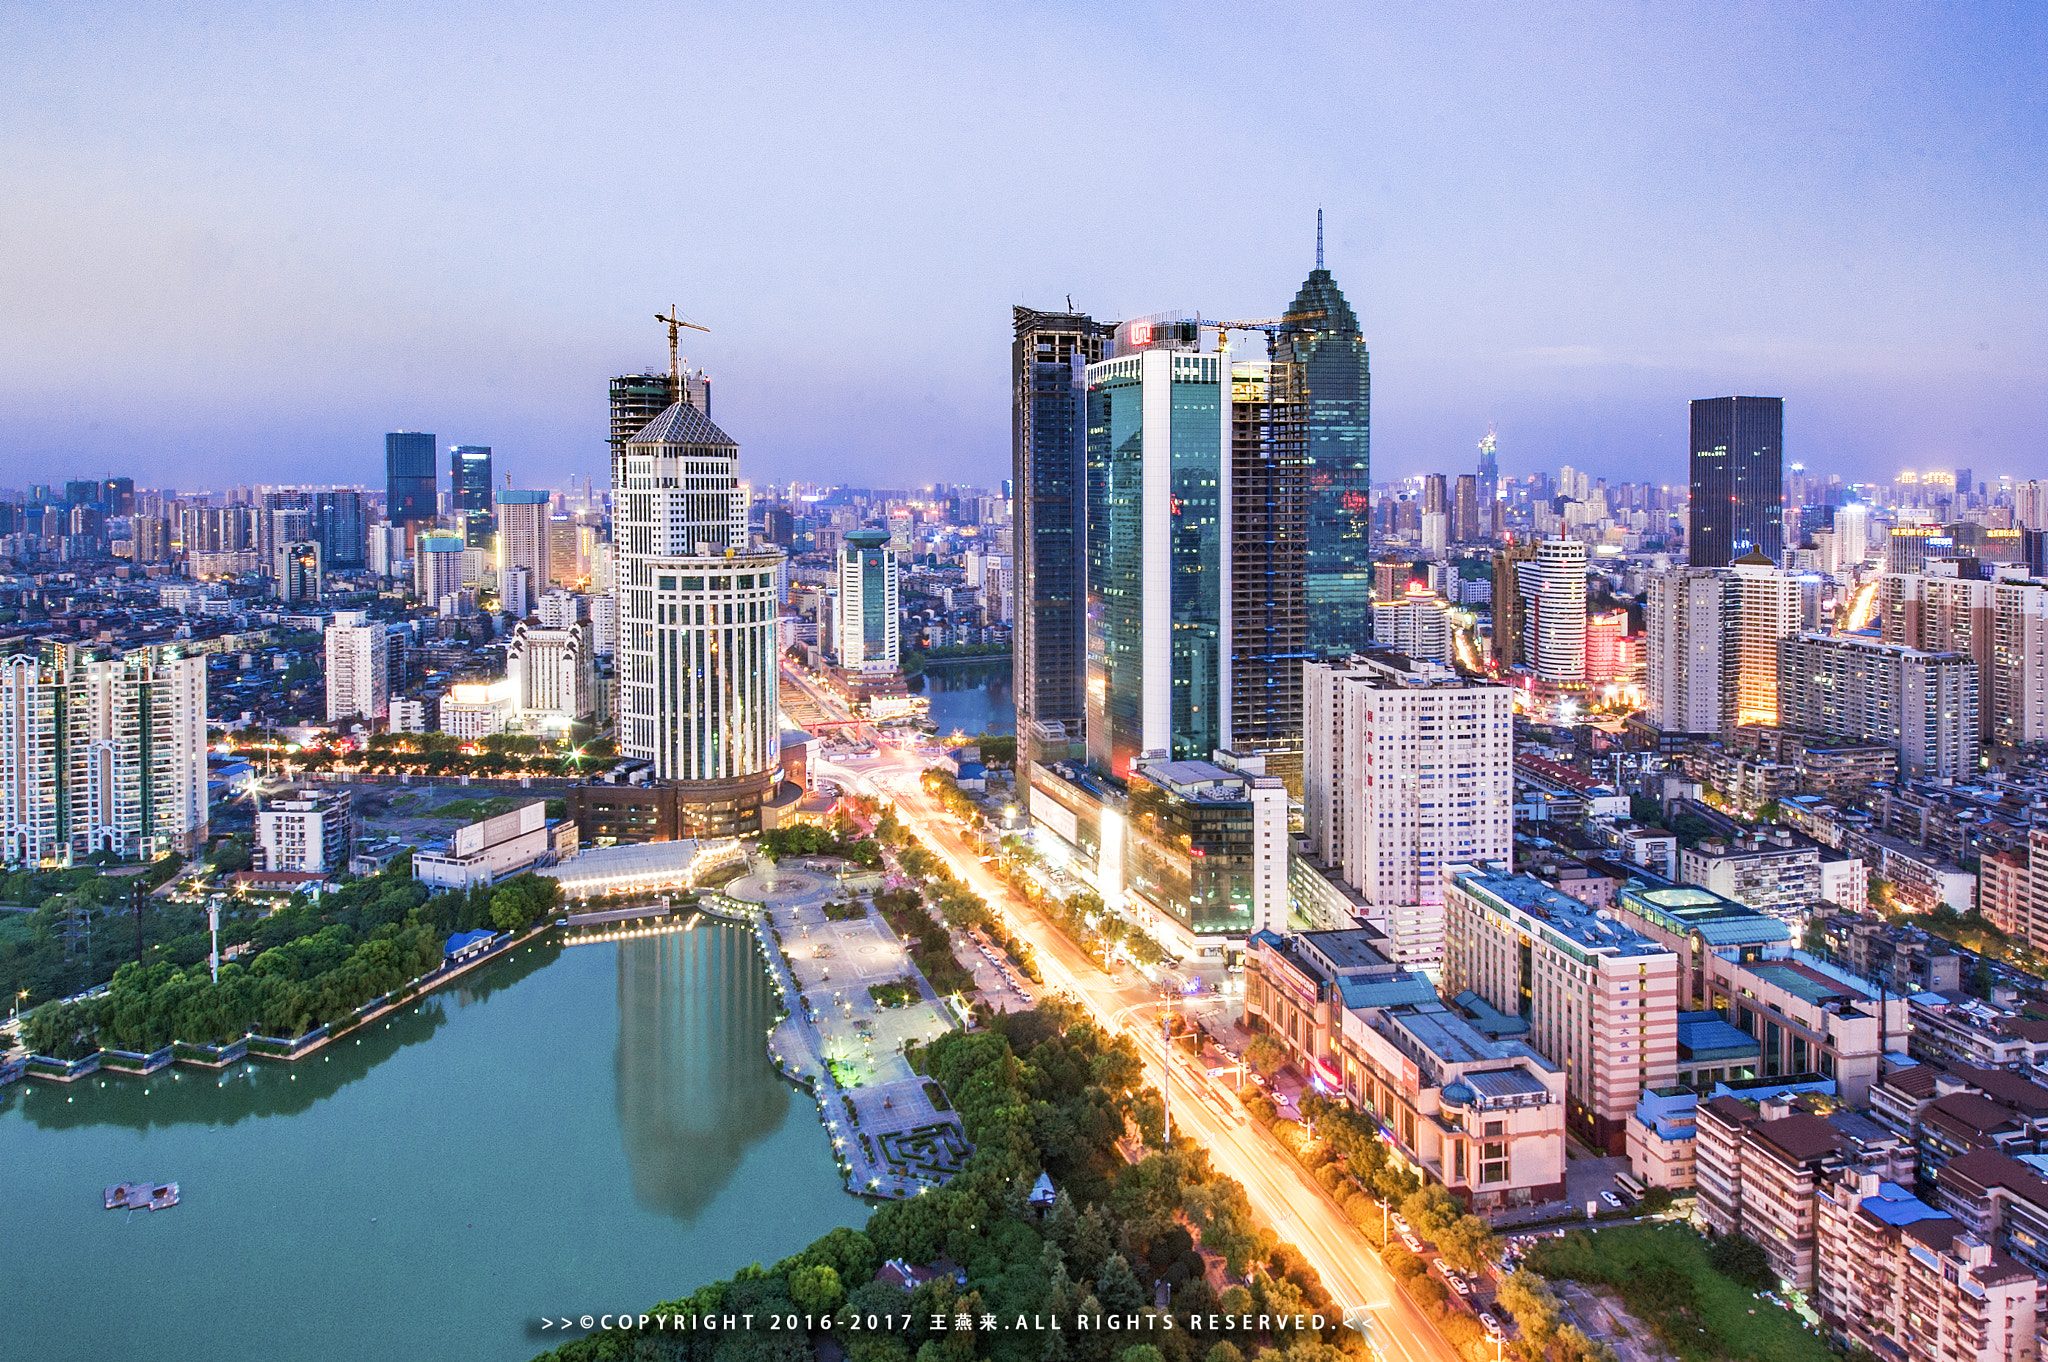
[2,3,2043,495]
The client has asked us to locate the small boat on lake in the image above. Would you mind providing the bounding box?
[104,1182,179,1211]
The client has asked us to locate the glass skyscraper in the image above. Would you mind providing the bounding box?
[450,445,493,511]
[1085,325,1225,779]
[1688,396,1784,568]
[314,489,365,569]
[384,431,437,538]
[1272,265,1371,656]
[1012,307,1112,773]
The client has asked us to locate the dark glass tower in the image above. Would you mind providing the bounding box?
[314,489,365,568]
[450,445,493,511]
[1272,255,1371,656]
[1688,396,1783,567]
[384,431,437,536]
[1012,306,1112,774]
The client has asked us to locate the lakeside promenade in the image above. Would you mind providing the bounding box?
[726,858,970,1199]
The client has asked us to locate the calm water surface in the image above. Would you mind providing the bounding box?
[921,660,1013,739]
[0,923,864,1362]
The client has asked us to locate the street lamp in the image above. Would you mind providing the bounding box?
[10,990,26,1025]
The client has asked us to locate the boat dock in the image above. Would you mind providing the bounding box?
[104,1182,179,1211]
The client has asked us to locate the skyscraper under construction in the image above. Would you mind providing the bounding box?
[1228,357,1310,789]
[608,368,711,494]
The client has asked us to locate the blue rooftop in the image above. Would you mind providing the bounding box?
[445,929,497,956]
[1339,976,1439,1010]
[1860,1182,1948,1228]
[1449,865,1669,960]
[1453,989,1531,1038]
[1677,1011,1762,1062]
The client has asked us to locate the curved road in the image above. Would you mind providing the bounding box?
[789,682,1459,1362]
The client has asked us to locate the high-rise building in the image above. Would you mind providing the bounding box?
[1688,396,1784,568]
[1724,553,1803,731]
[385,432,437,548]
[0,645,210,865]
[1993,582,2048,751]
[1454,473,1480,544]
[1304,654,1514,968]
[1367,584,1455,664]
[450,445,492,512]
[313,490,366,569]
[101,477,135,517]
[1272,247,1372,657]
[1520,538,1588,683]
[1492,539,1538,669]
[1441,865,1680,1153]
[1645,567,1728,735]
[325,610,389,723]
[506,619,594,725]
[495,490,551,604]
[835,528,899,673]
[415,532,465,609]
[614,398,784,837]
[1777,632,1980,778]
[1123,756,1289,951]
[1836,502,1871,567]
[1082,321,1228,779]
[1423,472,1449,515]
[273,540,321,605]
[256,789,353,875]
[1227,359,1310,783]
[608,370,709,499]
[1012,306,1113,776]
[1477,427,1499,522]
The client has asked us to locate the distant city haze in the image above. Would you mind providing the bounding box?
[1,4,2042,491]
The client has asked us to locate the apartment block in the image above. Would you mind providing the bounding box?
[1680,829,1823,918]
[1303,653,1514,968]
[1816,1169,2042,1362]
[1698,1094,1917,1292]
[1441,865,1679,1153]
[1777,631,1980,779]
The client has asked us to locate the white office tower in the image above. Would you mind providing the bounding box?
[616,400,784,819]
[835,528,900,673]
[324,610,389,723]
[1724,553,1803,731]
[1645,567,1725,735]
[1835,503,1871,568]
[1303,653,1514,968]
[0,646,209,866]
[1421,510,1449,560]
[1368,585,1454,663]
[496,490,552,594]
[501,566,531,621]
[1520,538,1588,682]
[507,619,594,725]
[588,594,617,656]
[1994,581,2048,749]
[536,589,581,629]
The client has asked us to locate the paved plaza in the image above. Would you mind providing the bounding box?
[733,857,969,1198]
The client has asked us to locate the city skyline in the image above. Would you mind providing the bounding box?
[2,6,2043,491]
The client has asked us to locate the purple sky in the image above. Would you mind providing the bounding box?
[2,3,2043,495]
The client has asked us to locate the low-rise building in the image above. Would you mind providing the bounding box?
[255,788,353,874]
[1625,1087,1699,1188]
[1679,829,1823,919]
[1938,1150,2048,1279]
[411,800,577,889]
[1246,927,1433,1086]
[1698,949,1910,1104]
[1605,880,1791,1012]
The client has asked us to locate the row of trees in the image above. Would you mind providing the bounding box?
[537,996,1367,1362]
[19,864,561,1056]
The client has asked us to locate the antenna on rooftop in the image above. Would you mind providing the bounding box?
[1317,208,1324,270]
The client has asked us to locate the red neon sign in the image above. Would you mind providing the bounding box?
[1129,322,1153,347]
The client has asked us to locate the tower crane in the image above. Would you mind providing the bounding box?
[1186,310,1325,354]
[656,306,709,387]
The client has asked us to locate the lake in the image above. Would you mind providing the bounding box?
[919,659,1013,740]
[0,922,866,1362]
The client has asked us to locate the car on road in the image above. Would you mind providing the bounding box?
[1600,1190,1623,1208]
[1401,1234,1423,1253]
[1391,1212,1411,1232]
[1446,1276,1471,1296]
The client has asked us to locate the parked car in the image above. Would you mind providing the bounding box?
[1447,1275,1472,1296]
[1479,1314,1503,1337]
[1600,1190,1623,1209]
[1391,1213,1412,1233]
[1401,1233,1424,1253]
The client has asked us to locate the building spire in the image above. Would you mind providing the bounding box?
[1316,208,1324,270]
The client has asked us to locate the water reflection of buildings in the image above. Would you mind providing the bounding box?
[614,924,791,1220]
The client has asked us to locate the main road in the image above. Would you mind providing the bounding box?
[786,667,1461,1362]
